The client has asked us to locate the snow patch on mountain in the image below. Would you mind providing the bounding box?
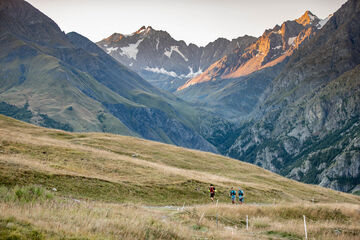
[123,33,134,37]
[183,67,203,78]
[156,38,160,51]
[144,66,202,79]
[164,46,188,62]
[119,39,144,60]
[317,14,333,29]
[106,46,118,54]
[144,66,177,77]
[288,37,297,46]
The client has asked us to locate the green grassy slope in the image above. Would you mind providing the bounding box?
[0,114,358,205]
[0,35,136,135]
[0,0,220,152]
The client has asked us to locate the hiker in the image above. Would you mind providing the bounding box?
[209,184,216,202]
[238,188,244,204]
[229,187,236,204]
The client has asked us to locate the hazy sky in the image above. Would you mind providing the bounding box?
[26,0,347,46]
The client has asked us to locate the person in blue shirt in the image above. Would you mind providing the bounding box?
[229,187,236,204]
[238,188,244,204]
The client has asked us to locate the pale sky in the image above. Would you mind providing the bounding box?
[26,0,347,46]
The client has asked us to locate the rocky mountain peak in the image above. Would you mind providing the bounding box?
[178,11,320,90]
[296,10,319,26]
[105,33,125,42]
[135,25,146,34]
[97,26,256,92]
[134,25,153,35]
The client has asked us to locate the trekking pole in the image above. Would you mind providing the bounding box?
[303,215,308,240]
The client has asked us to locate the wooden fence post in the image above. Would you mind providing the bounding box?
[303,215,308,240]
[246,215,249,230]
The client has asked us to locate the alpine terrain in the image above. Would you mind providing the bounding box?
[0,0,360,239]
[0,0,358,200]
[176,11,329,119]
[97,27,256,91]
[0,0,222,153]
[176,0,360,193]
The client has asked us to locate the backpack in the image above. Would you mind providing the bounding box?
[230,190,236,196]
[238,190,244,196]
[210,186,215,193]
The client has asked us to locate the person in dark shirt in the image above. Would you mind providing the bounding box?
[209,184,216,202]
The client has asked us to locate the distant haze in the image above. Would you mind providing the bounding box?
[26,0,347,46]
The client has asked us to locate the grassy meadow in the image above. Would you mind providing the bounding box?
[0,114,359,239]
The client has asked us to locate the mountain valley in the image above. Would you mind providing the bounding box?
[0,0,359,195]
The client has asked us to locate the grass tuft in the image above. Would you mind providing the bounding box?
[0,185,53,203]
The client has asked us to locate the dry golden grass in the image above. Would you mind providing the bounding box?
[0,114,359,239]
[1,200,196,239]
[182,203,360,240]
[2,196,359,240]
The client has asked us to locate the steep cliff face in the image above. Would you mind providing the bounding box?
[226,0,360,193]
[178,11,321,90]
[97,27,255,91]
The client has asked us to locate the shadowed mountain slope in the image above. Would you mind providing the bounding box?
[0,0,219,152]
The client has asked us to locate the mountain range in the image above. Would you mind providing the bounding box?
[175,11,330,119]
[200,0,360,193]
[97,27,256,92]
[0,0,220,153]
[224,0,360,193]
[0,0,359,193]
[179,11,325,90]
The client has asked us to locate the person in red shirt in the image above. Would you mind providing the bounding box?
[209,184,216,202]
